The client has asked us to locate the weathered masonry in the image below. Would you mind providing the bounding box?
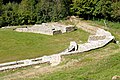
[15,22,75,35]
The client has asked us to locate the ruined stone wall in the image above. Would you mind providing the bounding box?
[59,24,114,55]
[15,23,75,35]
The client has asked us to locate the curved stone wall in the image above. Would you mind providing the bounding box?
[0,20,114,71]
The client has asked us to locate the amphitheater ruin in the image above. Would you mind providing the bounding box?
[0,18,115,71]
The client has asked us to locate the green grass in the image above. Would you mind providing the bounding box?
[24,20,120,80]
[0,28,89,63]
[0,20,120,80]
[29,52,120,80]
[91,19,120,29]
[25,40,120,80]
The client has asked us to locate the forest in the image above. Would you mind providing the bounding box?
[0,0,120,27]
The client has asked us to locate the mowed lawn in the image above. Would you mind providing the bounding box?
[0,28,89,63]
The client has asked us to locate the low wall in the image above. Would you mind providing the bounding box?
[15,23,75,35]
[0,54,61,71]
[59,28,114,55]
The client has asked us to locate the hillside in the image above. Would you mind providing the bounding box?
[0,20,120,80]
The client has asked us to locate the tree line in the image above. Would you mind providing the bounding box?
[0,0,120,27]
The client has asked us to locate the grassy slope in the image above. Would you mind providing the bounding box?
[0,20,119,80]
[0,28,89,63]
[26,20,120,80]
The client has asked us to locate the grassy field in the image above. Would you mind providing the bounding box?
[25,20,120,80]
[0,28,89,63]
[0,20,120,80]
[29,47,120,80]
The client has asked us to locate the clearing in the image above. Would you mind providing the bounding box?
[0,23,89,63]
[0,19,120,80]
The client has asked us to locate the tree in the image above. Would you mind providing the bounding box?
[1,0,119,27]
[18,0,36,24]
[2,2,12,25]
[0,0,3,27]
[1,2,19,26]
[63,0,72,16]
[36,0,50,23]
[70,0,99,19]
[36,0,67,24]
[0,0,3,15]
[70,0,114,20]
[93,0,112,19]
[111,2,120,21]
[51,0,67,21]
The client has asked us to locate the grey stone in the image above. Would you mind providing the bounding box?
[15,22,75,35]
[68,41,78,52]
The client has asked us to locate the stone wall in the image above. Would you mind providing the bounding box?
[0,54,61,71]
[59,28,114,55]
[15,23,75,35]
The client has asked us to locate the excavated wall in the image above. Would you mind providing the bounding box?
[15,23,75,35]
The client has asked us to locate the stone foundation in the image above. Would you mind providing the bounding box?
[15,23,75,35]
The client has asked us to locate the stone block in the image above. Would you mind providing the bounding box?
[50,54,61,66]
[68,41,78,52]
[66,26,75,32]
[53,30,62,35]
[88,35,106,42]
[15,22,75,35]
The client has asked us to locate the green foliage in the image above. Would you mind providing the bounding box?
[0,16,4,27]
[36,0,67,24]
[18,0,36,24]
[71,0,98,19]
[93,0,112,19]
[0,0,120,27]
[0,0,68,26]
[111,2,120,21]
[0,0,3,16]
[1,2,19,26]
[70,0,113,20]
[0,0,3,27]
[36,0,52,23]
